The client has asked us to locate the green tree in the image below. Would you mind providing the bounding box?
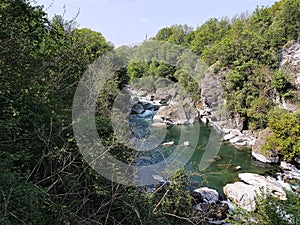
[264,109,300,161]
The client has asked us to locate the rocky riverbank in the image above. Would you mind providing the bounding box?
[127,42,300,217]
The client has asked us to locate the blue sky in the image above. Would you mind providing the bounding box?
[36,0,278,47]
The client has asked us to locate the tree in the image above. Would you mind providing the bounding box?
[264,109,300,161]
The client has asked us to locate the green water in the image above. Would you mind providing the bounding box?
[131,114,277,197]
[161,123,277,197]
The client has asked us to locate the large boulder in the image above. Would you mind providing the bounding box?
[223,182,258,212]
[238,173,287,200]
[154,103,198,125]
[223,173,287,212]
[252,128,279,163]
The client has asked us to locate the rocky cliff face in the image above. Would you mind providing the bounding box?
[130,86,198,125]
[277,41,300,112]
[281,41,300,84]
[198,65,244,131]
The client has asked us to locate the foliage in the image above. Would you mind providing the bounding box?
[263,109,300,161]
[153,24,193,46]
[1,0,300,224]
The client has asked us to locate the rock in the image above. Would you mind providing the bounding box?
[183,141,190,146]
[151,122,167,127]
[248,139,257,146]
[234,166,241,171]
[229,135,247,144]
[153,114,164,122]
[223,133,236,141]
[201,117,209,124]
[280,162,293,171]
[155,104,198,125]
[281,41,300,83]
[252,128,279,163]
[234,141,247,146]
[154,88,176,101]
[283,166,300,181]
[198,109,210,117]
[238,173,287,200]
[138,110,154,118]
[278,41,300,112]
[223,129,256,146]
[230,129,242,137]
[131,103,145,114]
[252,151,279,163]
[223,182,258,212]
[294,156,300,165]
[194,187,219,203]
[159,99,168,104]
[162,141,175,146]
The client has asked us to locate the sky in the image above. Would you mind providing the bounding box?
[35,0,278,47]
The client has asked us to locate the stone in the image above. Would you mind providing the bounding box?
[280,162,293,171]
[131,103,145,114]
[229,135,247,144]
[234,141,247,146]
[154,88,176,101]
[234,166,242,171]
[230,129,242,137]
[252,128,279,163]
[223,182,258,212]
[183,141,190,146]
[153,114,164,122]
[294,156,300,165]
[151,122,167,127]
[194,187,219,204]
[252,151,279,164]
[155,104,198,125]
[162,141,175,146]
[223,133,235,141]
[201,117,209,124]
[238,173,287,200]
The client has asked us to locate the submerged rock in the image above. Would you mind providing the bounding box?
[183,141,190,146]
[162,141,175,146]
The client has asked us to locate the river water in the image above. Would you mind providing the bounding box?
[130,110,277,197]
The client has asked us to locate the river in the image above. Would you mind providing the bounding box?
[130,109,277,197]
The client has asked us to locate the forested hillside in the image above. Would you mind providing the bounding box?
[0,0,299,224]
